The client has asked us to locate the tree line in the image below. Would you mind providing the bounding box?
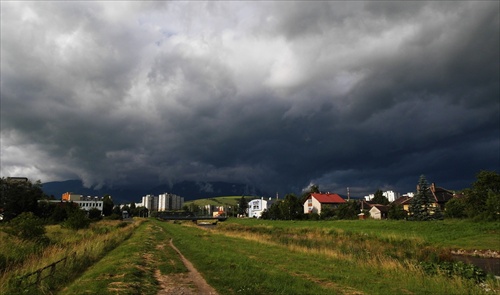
[256,170,500,221]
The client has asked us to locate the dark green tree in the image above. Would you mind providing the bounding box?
[444,197,467,219]
[387,203,406,220]
[279,194,304,220]
[372,189,389,205]
[237,196,249,216]
[485,191,500,221]
[0,177,47,221]
[462,171,500,219]
[88,208,102,221]
[473,170,500,194]
[50,202,69,223]
[112,205,121,215]
[263,201,282,220]
[335,201,360,219]
[320,206,335,219]
[409,175,440,221]
[102,195,114,216]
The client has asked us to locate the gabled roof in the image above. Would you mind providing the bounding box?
[370,205,389,213]
[360,200,374,209]
[392,195,412,205]
[430,184,454,204]
[310,193,346,204]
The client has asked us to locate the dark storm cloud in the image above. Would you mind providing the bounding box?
[1,1,498,197]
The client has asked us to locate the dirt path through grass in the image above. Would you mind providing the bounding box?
[155,239,218,295]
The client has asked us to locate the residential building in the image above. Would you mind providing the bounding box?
[364,190,400,202]
[304,193,346,215]
[158,193,184,211]
[370,205,389,219]
[39,192,104,213]
[62,192,83,201]
[142,194,158,211]
[392,195,412,213]
[429,183,454,210]
[248,197,275,218]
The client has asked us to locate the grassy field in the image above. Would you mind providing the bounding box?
[2,218,499,294]
[227,218,500,250]
[159,218,500,294]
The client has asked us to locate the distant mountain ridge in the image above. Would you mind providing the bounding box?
[41,179,265,204]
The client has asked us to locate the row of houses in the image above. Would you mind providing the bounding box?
[246,182,455,219]
[367,183,455,219]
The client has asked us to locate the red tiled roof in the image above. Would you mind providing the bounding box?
[310,193,346,204]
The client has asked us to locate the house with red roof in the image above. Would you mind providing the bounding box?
[304,193,346,215]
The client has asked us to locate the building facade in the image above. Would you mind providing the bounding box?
[247,198,273,218]
[158,193,184,211]
[304,193,346,215]
[142,194,158,211]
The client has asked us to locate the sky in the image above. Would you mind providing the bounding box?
[1,1,499,198]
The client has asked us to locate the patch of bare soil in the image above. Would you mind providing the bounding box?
[155,239,218,295]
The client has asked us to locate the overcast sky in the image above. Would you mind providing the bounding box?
[1,1,499,197]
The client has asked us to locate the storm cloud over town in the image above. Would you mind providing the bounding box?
[1,1,499,197]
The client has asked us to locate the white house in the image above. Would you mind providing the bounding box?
[369,205,388,219]
[248,198,272,218]
[304,193,346,215]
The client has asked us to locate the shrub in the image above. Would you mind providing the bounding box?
[3,212,48,242]
[88,208,103,221]
[63,209,91,230]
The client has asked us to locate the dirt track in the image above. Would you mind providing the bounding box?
[155,239,218,295]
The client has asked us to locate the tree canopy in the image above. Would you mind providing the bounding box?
[0,177,46,221]
[372,189,389,205]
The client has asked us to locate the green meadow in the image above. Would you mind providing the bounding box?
[185,195,249,207]
[1,218,499,294]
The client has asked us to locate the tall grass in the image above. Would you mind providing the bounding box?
[0,220,140,294]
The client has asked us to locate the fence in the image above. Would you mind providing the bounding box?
[16,252,76,288]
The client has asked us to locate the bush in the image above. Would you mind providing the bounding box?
[3,212,48,242]
[104,213,122,220]
[63,210,91,230]
[88,208,102,221]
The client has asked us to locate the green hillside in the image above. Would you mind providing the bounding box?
[185,196,255,207]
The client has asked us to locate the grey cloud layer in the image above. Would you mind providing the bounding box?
[1,1,498,195]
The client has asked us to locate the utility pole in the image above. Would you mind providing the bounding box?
[347,187,350,201]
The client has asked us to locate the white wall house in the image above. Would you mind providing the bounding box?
[304,193,346,215]
[248,198,271,218]
[369,205,388,219]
